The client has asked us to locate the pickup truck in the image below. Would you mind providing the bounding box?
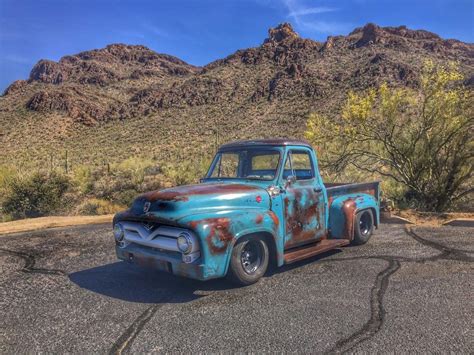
[113,139,380,285]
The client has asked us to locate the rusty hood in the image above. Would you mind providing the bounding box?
[119,182,271,223]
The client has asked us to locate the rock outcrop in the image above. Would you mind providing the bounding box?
[1,23,473,126]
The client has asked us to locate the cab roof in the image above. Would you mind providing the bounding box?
[219,138,312,150]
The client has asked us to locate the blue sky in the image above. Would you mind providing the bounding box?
[1,0,473,91]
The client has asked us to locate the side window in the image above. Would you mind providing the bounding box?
[211,153,239,178]
[284,151,314,180]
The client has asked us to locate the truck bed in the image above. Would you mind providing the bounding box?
[326,181,380,204]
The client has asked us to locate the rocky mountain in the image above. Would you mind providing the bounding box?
[1,23,473,168]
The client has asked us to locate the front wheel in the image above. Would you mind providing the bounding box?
[228,237,269,286]
[352,209,374,245]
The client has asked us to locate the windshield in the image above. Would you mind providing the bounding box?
[207,148,281,181]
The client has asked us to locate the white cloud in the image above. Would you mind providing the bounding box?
[281,0,350,34]
[288,6,337,17]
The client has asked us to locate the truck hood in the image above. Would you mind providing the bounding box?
[121,182,271,222]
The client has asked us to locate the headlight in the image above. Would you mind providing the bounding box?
[177,233,192,254]
[113,223,124,241]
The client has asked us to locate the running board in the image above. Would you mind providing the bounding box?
[284,239,350,264]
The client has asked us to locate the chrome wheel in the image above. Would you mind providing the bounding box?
[240,241,263,274]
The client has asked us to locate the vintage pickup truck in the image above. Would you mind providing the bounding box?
[113,139,380,285]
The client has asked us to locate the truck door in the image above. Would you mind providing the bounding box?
[281,149,325,249]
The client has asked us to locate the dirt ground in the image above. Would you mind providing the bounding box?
[395,210,474,226]
[0,215,113,235]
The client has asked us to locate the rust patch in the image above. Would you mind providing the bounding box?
[342,198,357,240]
[284,187,321,246]
[142,190,189,202]
[255,214,264,224]
[190,218,234,255]
[142,183,261,202]
[267,211,280,226]
[328,195,334,207]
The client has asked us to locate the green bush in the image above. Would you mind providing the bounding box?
[71,165,94,194]
[75,198,124,215]
[162,155,212,186]
[2,172,69,219]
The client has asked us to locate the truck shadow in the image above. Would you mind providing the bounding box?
[69,249,344,304]
[69,261,238,304]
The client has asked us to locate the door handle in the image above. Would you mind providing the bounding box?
[313,187,322,193]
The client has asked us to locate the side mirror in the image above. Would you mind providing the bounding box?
[286,175,296,185]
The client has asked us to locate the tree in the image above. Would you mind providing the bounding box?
[305,61,473,211]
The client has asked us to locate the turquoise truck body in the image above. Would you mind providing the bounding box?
[113,139,380,281]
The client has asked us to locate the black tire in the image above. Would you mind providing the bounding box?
[352,209,374,245]
[228,236,269,286]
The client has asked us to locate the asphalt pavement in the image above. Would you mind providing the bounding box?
[0,223,472,353]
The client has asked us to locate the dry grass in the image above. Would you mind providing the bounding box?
[0,214,113,235]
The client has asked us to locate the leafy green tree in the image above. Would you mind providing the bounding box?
[305,61,473,211]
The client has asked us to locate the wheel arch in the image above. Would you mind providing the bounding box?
[223,231,278,276]
[329,193,379,240]
[359,207,378,228]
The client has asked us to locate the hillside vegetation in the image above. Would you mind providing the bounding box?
[0,23,473,219]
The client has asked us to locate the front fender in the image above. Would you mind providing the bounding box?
[328,193,379,240]
[179,209,279,279]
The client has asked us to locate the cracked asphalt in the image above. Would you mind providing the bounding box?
[0,223,472,353]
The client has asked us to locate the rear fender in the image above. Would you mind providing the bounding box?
[328,193,379,240]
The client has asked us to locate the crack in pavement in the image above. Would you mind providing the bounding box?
[404,226,473,263]
[325,226,472,354]
[0,247,66,276]
[326,258,400,354]
[109,302,166,355]
[107,285,252,354]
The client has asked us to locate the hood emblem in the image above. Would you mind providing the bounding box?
[143,201,151,213]
[143,222,155,231]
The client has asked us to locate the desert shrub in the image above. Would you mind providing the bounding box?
[113,189,141,206]
[163,155,212,186]
[71,165,94,194]
[2,172,70,219]
[75,198,124,215]
[86,157,159,199]
[113,157,156,186]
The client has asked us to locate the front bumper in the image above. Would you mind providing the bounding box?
[115,244,217,281]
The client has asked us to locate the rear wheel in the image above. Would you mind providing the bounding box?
[352,209,374,245]
[228,237,269,286]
